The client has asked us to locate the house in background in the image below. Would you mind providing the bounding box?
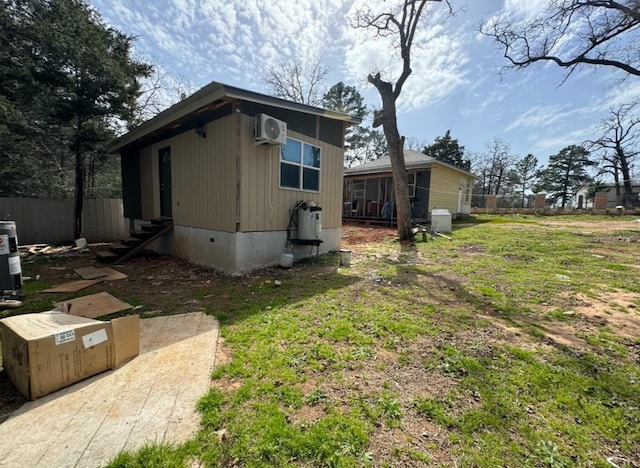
[343,150,475,223]
[575,182,640,209]
[108,81,360,273]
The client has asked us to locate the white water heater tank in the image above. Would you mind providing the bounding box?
[298,205,322,239]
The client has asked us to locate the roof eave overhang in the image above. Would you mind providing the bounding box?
[345,161,477,179]
[108,82,362,154]
[108,83,228,153]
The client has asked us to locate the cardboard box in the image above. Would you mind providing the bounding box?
[0,311,139,400]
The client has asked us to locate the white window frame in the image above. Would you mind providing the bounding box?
[279,137,322,192]
[407,173,417,198]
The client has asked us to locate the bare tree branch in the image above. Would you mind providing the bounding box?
[264,58,329,106]
[585,101,640,206]
[133,62,196,126]
[350,0,453,241]
[480,0,640,77]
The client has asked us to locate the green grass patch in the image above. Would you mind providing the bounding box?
[82,218,640,467]
[448,346,640,465]
[105,442,193,468]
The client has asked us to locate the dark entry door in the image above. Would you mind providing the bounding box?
[158,147,172,217]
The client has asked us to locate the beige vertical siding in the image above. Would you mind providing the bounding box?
[428,165,468,213]
[138,114,237,232]
[239,114,344,232]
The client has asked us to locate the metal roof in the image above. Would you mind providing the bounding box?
[344,149,476,178]
[109,81,362,153]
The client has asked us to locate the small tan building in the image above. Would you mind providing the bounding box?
[574,182,640,209]
[343,150,475,221]
[109,82,360,273]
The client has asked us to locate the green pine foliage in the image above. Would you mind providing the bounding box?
[535,145,596,208]
[0,0,151,226]
[422,129,471,171]
[322,82,387,168]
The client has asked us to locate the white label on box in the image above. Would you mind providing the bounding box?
[0,235,9,255]
[55,329,76,345]
[82,329,108,349]
[8,256,21,275]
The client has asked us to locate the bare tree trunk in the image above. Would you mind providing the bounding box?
[74,117,84,239]
[561,165,571,209]
[369,77,412,241]
[613,170,621,205]
[74,150,84,239]
[617,146,634,208]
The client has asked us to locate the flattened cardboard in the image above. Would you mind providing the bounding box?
[42,279,102,293]
[0,311,139,400]
[56,291,132,319]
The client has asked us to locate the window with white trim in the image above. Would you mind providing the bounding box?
[407,173,417,198]
[280,138,321,191]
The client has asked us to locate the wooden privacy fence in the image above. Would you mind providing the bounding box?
[0,198,128,245]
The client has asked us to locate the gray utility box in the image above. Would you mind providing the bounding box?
[0,221,24,299]
[431,209,452,233]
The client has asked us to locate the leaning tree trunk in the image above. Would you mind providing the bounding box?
[369,78,413,242]
[384,126,412,241]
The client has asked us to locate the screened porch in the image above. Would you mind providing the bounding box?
[343,171,431,224]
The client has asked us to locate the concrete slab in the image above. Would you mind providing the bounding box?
[0,312,218,468]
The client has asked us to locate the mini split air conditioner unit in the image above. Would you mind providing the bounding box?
[255,113,287,145]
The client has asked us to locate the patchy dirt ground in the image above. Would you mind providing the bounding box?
[341,224,397,245]
[2,218,639,466]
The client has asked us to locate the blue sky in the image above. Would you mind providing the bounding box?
[90,0,639,166]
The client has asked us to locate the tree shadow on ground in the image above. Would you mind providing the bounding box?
[16,250,361,328]
[394,260,604,355]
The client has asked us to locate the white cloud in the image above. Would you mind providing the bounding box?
[461,88,507,118]
[505,104,585,132]
[529,126,598,154]
[88,0,638,164]
[93,0,472,111]
[605,81,640,108]
[343,0,470,111]
[502,0,548,20]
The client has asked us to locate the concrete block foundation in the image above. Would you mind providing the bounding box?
[129,219,341,274]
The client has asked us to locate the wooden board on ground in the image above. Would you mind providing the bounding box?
[74,266,127,281]
[57,291,132,319]
[95,267,127,281]
[42,279,103,293]
[74,266,109,280]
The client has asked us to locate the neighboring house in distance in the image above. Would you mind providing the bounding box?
[109,81,360,274]
[343,150,475,222]
[575,182,640,209]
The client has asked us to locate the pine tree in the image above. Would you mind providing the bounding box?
[536,145,595,208]
[422,130,470,170]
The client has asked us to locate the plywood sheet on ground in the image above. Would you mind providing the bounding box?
[95,267,127,281]
[0,312,219,468]
[56,292,132,319]
[74,266,127,281]
[74,266,108,280]
[42,279,102,293]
